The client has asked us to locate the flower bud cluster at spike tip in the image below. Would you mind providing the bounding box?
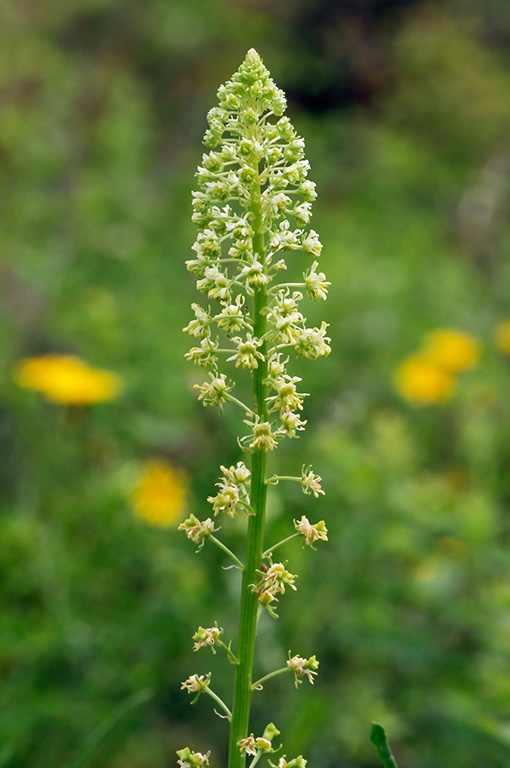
[184,48,331,450]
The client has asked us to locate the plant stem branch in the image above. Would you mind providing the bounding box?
[226,394,255,415]
[262,533,299,559]
[209,535,244,570]
[247,752,264,768]
[217,640,240,665]
[204,687,232,721]
[267,475,301,484]
[252,666,291,690]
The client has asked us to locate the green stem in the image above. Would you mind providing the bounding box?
[267,475,301,484]
[262,533,299,559]
[226,394,255,416]
[252,666,291,690]
[204,687,233,721]
[209,534,245,570]
[217,639,240,665]
[247,752,265,768]
[228,157,269,768]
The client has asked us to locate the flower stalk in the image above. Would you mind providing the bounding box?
[179,48,331,768]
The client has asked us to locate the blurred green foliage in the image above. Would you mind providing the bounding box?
[2,1,510,767]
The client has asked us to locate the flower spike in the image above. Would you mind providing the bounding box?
[181,49,331,768]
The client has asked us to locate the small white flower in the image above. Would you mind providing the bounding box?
[196,265,231,302]
[178,514,216,544]
[185,337,218,367]
[194,372,233,407]
[192,625,223,652]
[269,375,306,412]
[262,190,292,217]
[270,289,303,317]
[299,179,317,201]
[238,736,257,756]
[267,290,304,343]
[286,159,310,184]
[186,252,209,276]
[216,297,247,333]
[304,261,331,301]
[294,322,331,359]
[287,654,319,686]
[183,303,211,339]
[293,202,312,224]
[205,178,231,201]
[249,420,278,452]
[176,747,210,768]
[301,466,325,497]
[220,461,251,485]
[239,259,268,290]
[228,334,264,370]
[239,724,279,757]
[181,674,210,693]
[208,479,240,517]
[271,757,308,768]
[301,229,322,258]
[266,352,288,378]
[257,562,298,598]
[275,115,294,140]
[268,222,302,254]
[272,317,302,345]
[294,515,328,547]
[279,410,307,437]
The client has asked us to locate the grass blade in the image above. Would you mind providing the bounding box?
[64,688,153,768]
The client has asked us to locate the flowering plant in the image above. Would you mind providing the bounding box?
[179,48,331,768]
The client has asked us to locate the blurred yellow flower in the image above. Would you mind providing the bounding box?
[495,320,510,355]
[422,328,480,372]
[395,355,454,405]
[13,355,122,405]
[131,459,188,527]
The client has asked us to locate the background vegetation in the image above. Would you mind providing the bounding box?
[2,1,510,766]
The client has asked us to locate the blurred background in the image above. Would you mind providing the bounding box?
[2,0,510,766]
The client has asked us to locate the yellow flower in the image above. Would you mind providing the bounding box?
[422,328,480,372]
[13,355,122,405]
[131,459,188,527]
[495,320,510,355]
[395,355,454,405]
